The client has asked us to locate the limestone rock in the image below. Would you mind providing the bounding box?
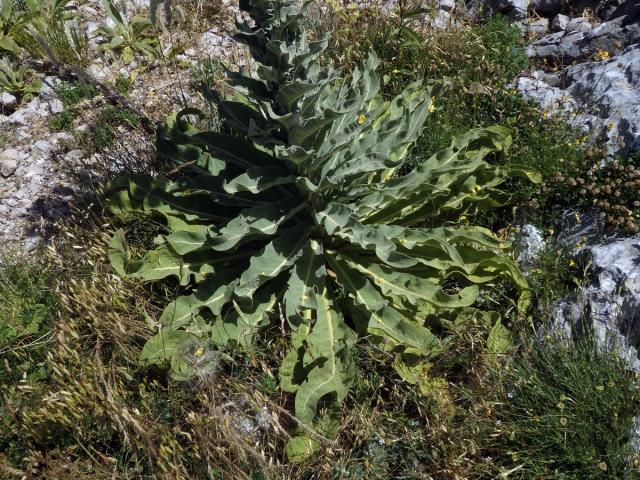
[514,77,577,115]
[483,0,529,20]
[0,148,27,178]
[527,10,640,62]
[564,44,640,154]
[565,16,592,33]
[439,0,455,11]
[551,235,640,371]
[514,224,546,270]
[520,4,640,155]
[0,92,17,111]
[526,18,550,37]
[551,13,570,31]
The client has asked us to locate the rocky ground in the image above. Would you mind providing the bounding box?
[514,0,640,156]
[0,0,240,252]
[482,0,640,373]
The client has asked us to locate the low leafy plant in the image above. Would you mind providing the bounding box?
[0,253,58,386]
[56,79,99,107]
[91,104,142,151]
[49,79,99,132]
[0,56,41,100]
[114,73,134,95]
[94,0,159,65]
[0,0,24,56]
[106,0,537,460]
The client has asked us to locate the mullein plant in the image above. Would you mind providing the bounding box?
[105,0,539,460]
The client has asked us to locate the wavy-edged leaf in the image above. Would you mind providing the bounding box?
[327,255,440,356]
[224,166,298,194]
[283,239,326,329]
[210,198,306,252]
[210,279,282,346]
[338,252,479,309]
[294,284,356,426]
[139,329,203,381]
[160,267,244,329]
[317,203,417,268]
[235,223,310,298]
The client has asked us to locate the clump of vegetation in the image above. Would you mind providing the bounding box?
[0,0,25,56]
[11,0,91,66]
[49,79,98,131]
[49,80,141,153]
[0,253,58,387]
[525,243,587,315]
[479,338,640,479]
[114,73,134,96]
[0,56,41,101]
[94,0,159,65]
[542,154,640,234]
[90,104,141,151]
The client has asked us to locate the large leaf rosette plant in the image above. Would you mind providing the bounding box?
[106,0,536,458]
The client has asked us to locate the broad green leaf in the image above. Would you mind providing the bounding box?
[210,280,281,346]
[487,320,512,355]
[224,166,298,194]
[165,226,212,255]
[283,239,326,328]
[294,284,355,426]
[139,329,204,381]
[338,252,479,309]
[209,199,306,252]
[327,255,440,356]
[235,224,310,299]
[317,203,417,268]
[160,267,243,329]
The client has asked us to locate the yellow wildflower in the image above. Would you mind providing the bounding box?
[598,462,608,471]
[569,259,575,267]
[560,417,568,426]
[357,114,366,125]
[195,347,205,357]
[596,385,605,392]
[428,103,436,113]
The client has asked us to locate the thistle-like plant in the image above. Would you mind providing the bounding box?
[93,0,159,65]
[106,0,537,460]
[0,56,41,100]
